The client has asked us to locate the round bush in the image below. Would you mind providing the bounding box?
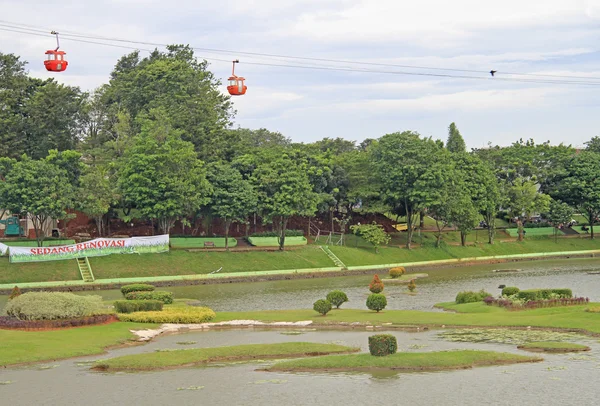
[121,284,156,295]
[4,292,103,321]
[366,293,387,312]
[389,267,405,279]
[501,286,520,296]
[407,279,416,292]
[368,334,398,356]
[313,299,332,316]
[369,274,384,293]
[326,290,349,309]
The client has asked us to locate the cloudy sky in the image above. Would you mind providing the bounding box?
[1,0,600,148]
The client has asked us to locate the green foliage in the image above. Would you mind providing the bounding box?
[455,290,493,304]
[551,289,573,298]
[114,300,163,313]
[407,279,416,292]
[120,284,155,295]
[366,293,387,312]
[517,289,572,301]
[8,286,21,300]
[4,292,103,320]
[116,307,216,323]
[501,286,520,296]
[77,165,116,236]
[326,291,349,309]
[369,274,385,293]
[350,222,390,252]
[251,230,305,237]
[446,122,467,153]
[389,267,405,278]
[368,334,398,356]
[125,291,173,304]
[313,299,332,315]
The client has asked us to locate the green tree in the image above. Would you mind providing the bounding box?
[250,151,319,250]
[2,157,74,246]
[446,122,466,153]
[207,164,257,250]
[371,131,448,249]
[585,136,600,153]
[77,165,117,236]
[547,200,575,243]
[350,222,390,253]
[505,179,551,241]
[551,151,600,239]
[118,108,212,234]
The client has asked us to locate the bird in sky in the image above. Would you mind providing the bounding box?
[490,70,497,77]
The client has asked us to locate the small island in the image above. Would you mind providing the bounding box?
[517,342,591,353]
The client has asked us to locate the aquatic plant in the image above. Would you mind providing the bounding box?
[369,274,384,293]
[438,328,585,345]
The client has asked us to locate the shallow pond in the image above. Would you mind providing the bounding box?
[4,257,596,312]
[1,328,599,406]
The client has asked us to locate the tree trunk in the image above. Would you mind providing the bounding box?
[279,216,288,251]
[224,218,231,251]
[485,212,495,244]
[95,215,103,237]
[31,215,48,247]
[517,219,524,242]
[460,231,467,246]
[405,200,413,250]
[420,210,425,228]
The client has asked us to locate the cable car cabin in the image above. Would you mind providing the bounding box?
[44,50,68,72]
[227,76,247,96]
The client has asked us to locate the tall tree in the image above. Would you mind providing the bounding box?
[3,157,74,246]
[118,108,212,234]
[547,200,575,243]
[207,164,257,250]
[371,131,448,249]
[505,178,551,241]
[446,122,466,153]
[77,165,117,237]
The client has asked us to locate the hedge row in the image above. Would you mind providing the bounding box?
[4,292,103,320]
[125,291,173,304]
[517,289,573,301]
[120,284,155,295]
[114,300,164,314]
[116,307,216,323]
[0,314,117,330]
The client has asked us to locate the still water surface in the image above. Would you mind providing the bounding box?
[2,258,600,405]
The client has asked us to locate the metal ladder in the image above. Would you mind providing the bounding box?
[76,257,95,282]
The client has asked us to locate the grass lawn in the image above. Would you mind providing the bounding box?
[170,237,237,248]
[0,322,153,367]
[266,350,541,372]
[213,302,600,334]
[517,341,590,353]
[93,342,359,372]
[505,228,562,237]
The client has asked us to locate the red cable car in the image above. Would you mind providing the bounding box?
[44,31,68,72]
[227,60,247,96]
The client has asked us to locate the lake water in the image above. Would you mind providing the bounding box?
[2,258,600,405]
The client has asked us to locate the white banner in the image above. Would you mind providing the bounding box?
[8,235,169,263]
[0,242,8,256]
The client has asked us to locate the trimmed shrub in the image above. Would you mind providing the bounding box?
[326,290,349,309]
[114,300,164,314]
[120,284,155,295]
[501,286,520,296]
[368,334,398,356]
[551,288,573,298]
[313,299,332,316]
[117,307,216,323]
[407,279,416,292]
[455,290,493,304]
[8,286,21,300]
[4,292,103,320]
[125,291,173,304]
[389,267,405,279]
[366,293,387,312]
[369,274,384,293]
[0,314,116,330]
[517,289,540,302]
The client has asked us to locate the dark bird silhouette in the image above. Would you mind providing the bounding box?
[490,70,497,77]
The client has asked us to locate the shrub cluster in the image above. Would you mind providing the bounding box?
[313,299,332,316]
[117,307,216,323]
[485,296,589,310]
[516,289,572,301]
[368,334,398,356]
[0,314,116,330]
[125,291,173,304]
[4,292,103,321]
[114,300,164,314]
[369,274,384,293]
[389,267,405,279]
[366,293,387,312]
[120,284,155,295]
[326,290,349,308]
[501,286,520,296]
[455,290,493,304]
